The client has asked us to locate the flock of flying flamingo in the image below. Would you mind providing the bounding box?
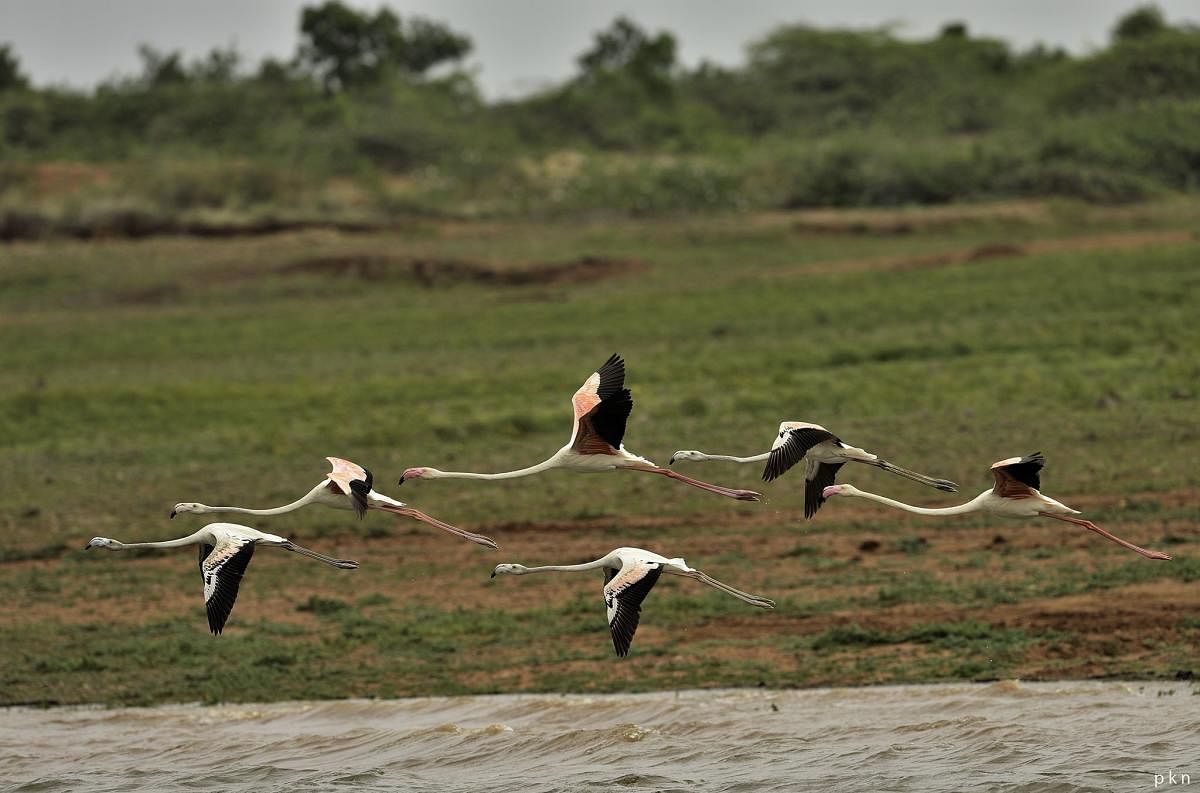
[85,354,1172,655]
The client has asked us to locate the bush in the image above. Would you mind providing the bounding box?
[757,137,1001,208]
[128,160,301,211]
[1057,29,1200,109]
[998,162,1161,204]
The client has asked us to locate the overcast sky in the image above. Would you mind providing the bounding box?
[3,0,1197,98]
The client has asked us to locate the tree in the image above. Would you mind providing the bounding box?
[1112,5,1169,41]
[189,47,240,83]
[577,16,677,96]
[0,44,29,92]
[297,1,471,91]
[397,17,475,74]
[137,45,187,86]
[939,22,969,40]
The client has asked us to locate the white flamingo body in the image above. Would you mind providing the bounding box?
[84,522,359,634]
[402,355,761,501]
[670,420,956,518]
[823,452,1171,561]
[491,546,774,657]
[171,457,497,549]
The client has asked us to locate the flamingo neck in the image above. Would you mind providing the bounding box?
[694,452,770,464]
[194,483,326,515]
[113,528,210,549]
[425,455,562,481]
[517,557,613,575]
[844,488,986,516]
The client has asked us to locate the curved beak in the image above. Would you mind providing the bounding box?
[169,510,177,519]
[667,455,676,466]
[82,543,92,551]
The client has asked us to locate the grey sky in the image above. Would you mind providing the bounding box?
[3,1,1196,98]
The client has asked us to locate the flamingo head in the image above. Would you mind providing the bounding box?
[84,537,117,551]
[169,502,204,519]
[398,467,432,485]
[490,563,529,578]
[667,450,703,465]
[821,484,852,499]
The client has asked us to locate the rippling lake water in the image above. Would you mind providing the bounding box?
[3,681,1196,792]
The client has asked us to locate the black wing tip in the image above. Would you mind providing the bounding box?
[597,353,625,376]
[612,630,632,657]
[348,478,371,519]
[594,354,627,398]
[590,388,633,449]
[802,462,841,519]
[206,601,229,634]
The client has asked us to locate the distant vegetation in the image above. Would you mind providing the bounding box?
[2,2,1199,234]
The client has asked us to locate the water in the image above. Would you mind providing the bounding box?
[3,681,1196,792]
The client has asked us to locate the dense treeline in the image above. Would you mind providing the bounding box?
[1,2,1198,229]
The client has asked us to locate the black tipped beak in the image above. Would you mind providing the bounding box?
[396,478,404,487]
[169,510,176,519]
[490,571,496,578]
[83,544,91,551]
[667,457,675,466]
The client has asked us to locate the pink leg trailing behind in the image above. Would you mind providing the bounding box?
[631,466,762,501]
[377,505,499,549]
[1038,511,1171,561]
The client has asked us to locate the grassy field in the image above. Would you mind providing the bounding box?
[1,198,1198,706]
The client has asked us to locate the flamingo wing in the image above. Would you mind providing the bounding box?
[990,452,1044,497]
[603,560,663,657]
[570,354,632,452]
[199,539,256,635]
[804,461,845,519]
[326,456,373,519]
[763,426,836,483]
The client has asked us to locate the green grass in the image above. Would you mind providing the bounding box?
[1,200,1198,705]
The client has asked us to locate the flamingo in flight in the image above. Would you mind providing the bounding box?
[170,457,497,549]
[670,421,956,518]
[822,452,1171,560]
[400,355,761,501]
[491,547,775,657]
[84,522,358,634]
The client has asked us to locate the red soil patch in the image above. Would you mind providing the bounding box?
[32,162,113,196]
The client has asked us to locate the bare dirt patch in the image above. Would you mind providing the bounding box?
[105,253,646,305]
[786,201,1049,236]
[275,253,647,287]
[793,229,1196,277]
[32,162,114,197]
